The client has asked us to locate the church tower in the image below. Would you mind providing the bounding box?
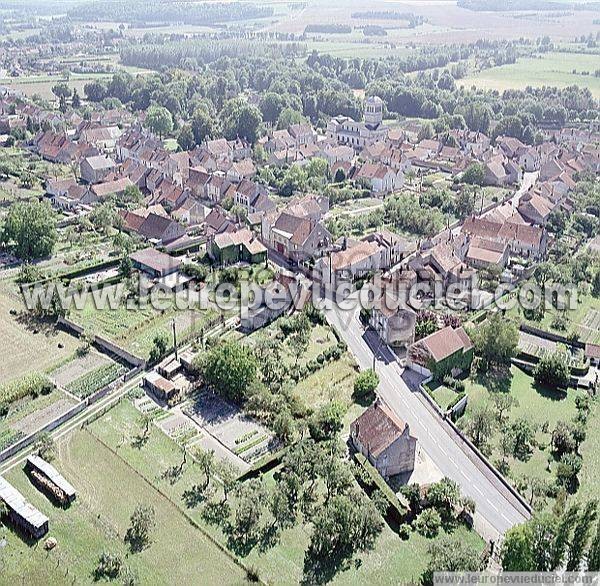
[364,95,384,128]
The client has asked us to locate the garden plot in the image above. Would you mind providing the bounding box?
[49,350,113,388]
[11,396,76,436]
[156,412,200,447]
[518,331,556,357]
[183,392,276,463]
[579,310,600,344]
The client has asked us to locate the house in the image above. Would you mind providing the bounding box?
[265,212,331,263]
[90,177,133,200]
[130,248,182,278]
[407,326,473,379]
[355,162,403,195]
[585,343,600,367]
[461,216,548,260]
[172,197,206,225]
[317,232,414,289]
[79,154,116,184]
[465,237,509,270]
[517,192,555,226]
[209,228,267,265]
[0,476,49,539]
[350,400,417,479]
[226,158,256,182]
[120,210,185,244]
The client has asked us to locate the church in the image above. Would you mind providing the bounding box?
[327,95,388,150]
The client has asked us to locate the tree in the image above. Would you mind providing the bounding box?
[149,332,169,363]
[230,478,266,545]
[220,98,262,144]
[462,163,485,186]
[424,535,483,585]
[414,508,442,538]
[491,393,517,423]
[588,514,600,571]
[2,200,57,260]
[534,349,570,389]
[52,82,72,99]
[550,504,579,569]
[259,92,287,125]
[94,552,123,580]
[308,401,345,441]
[556,453,582,492]
[177,124,195,151]
[71,88,81,108]
[509,418,535,461]
[464,404,495,449]
[426,478,463,521]
[471,313,519,368]
[191,105,219,144]
[34,432,56,461]
[566,500,597,571]
[195,341,258,401]
[145,105,173,138]
[502,523,535,571]
[277,107,306,130]
[84,80,107,102]
[193,448,215,493]
[353,369,379,399]
[551,420,577,456]
[456,187,476,219]
[125,504,156,552]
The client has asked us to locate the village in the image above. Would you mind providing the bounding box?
[0,2,599,584]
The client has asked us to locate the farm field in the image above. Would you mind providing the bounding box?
[0,72,113,100]
[457,366,584,485]
[1,427,248,585]
[85,398,484,585]
[462,51,600,98]
[0,280,80,385]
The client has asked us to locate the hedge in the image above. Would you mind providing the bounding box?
[354,452,409,522]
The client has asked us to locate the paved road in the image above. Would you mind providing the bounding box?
[325,301,530,538]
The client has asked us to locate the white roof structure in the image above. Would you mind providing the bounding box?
[0,475,49,530]
[27,454,76,500]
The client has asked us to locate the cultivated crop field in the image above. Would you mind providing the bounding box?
[462,51,600,98]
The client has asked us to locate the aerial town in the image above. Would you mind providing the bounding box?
[0,0,599,584]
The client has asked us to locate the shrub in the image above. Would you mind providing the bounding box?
[415,508,442,538]
[354,369,379,399]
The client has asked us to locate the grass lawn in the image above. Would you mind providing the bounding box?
[0,280,80,385]
[247,317,358,412]
[508,292,600,345]
[425,381,461,412]
[577,399,600,504]
[462,51,600,98]
[85,399,483,585]
[457,366,584,484]
[1,426,247,585]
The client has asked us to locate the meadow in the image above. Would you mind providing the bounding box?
[462,51,600,98]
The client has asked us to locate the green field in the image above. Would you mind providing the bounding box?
[70,285,220,359]
[80,399,483,585]
[1,426,248,585]
[458,367,585,489]
[0,281,80,385]
[463,51,600,98]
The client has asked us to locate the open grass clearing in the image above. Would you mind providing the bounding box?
[86,399,483,585]
[457,366,584,485]
[462,51,600,98]
[1,426,247,585]
[0,281,80,385]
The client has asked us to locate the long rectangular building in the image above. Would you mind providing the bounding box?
[0,475,49,538]
[25,454,76,505]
